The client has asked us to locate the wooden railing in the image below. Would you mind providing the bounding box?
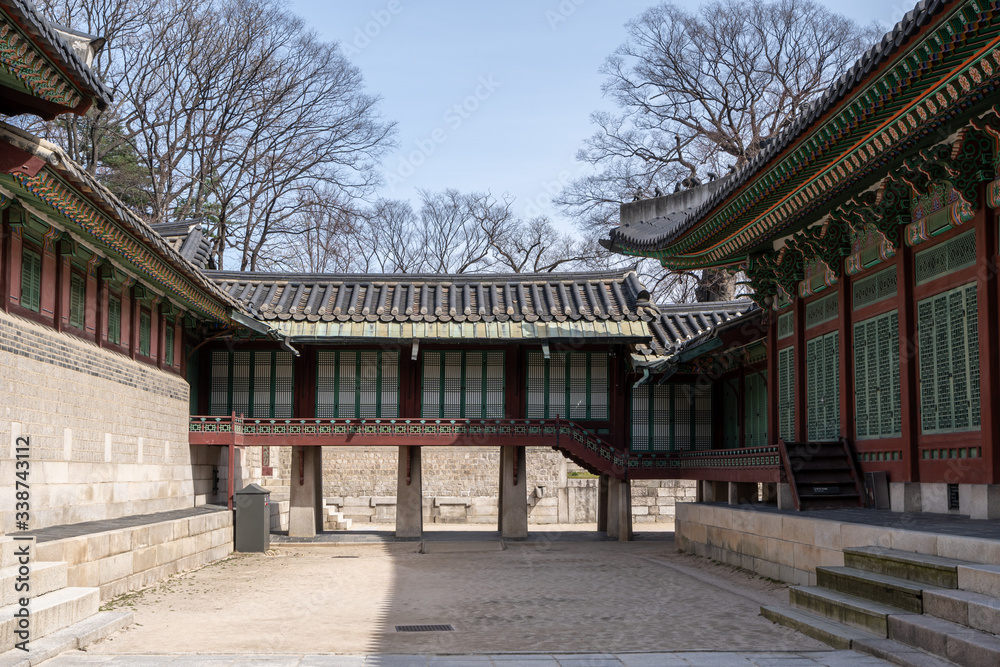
[189,415,782,484]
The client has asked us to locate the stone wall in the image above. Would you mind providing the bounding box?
[0,310,235,533]
[263,445,696,526]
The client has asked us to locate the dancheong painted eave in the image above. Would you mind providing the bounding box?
[0,0,113,117]
[207,269,660,343]
[0,121,249,326]
[605,0,1000,270]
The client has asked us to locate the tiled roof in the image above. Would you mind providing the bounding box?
[150,220,215,270]
[1,0,112,110]
[631,300,759,370]
[205,270,661,342]
[606,0,950,253]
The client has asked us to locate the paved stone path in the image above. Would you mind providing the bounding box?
[80,540,830,655]
[42,650,890,666]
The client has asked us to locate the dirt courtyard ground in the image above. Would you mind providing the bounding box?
[84,532,826,656]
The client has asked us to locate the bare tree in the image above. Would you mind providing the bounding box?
[31,0,395,270]
[559,0,880,301]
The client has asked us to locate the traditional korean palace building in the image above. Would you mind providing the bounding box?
[605,0,1000,519]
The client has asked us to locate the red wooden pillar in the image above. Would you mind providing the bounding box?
[837,276,854,441]
[294,346,315,418]
[897,245,918,482]
[5,222,23,310]
[85,255,101,340]
[975,191,999,484]
[738,365,747,448]
[56,242,71,331]
[766,310,779,446]
[176,311,187,376]
[39,228,58,322]
[401,343,420,418]
[611,347,628,450]
[149,296,161,362]
[120,281,133,354]
[793,294,807,442]
[504,345,520,419]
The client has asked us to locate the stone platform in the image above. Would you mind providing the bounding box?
[17,505,233,601]
[676,502,1000,587]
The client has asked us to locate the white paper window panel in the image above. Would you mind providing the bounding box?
[273,352,293,418]
[232,351,251,418]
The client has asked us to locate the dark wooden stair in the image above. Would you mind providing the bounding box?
[778,438,865,510]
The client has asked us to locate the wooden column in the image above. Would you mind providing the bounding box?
[149,296,161,363]
[611,347,628,450]
[897,246,918,483]
[738,365,747,448]
[837,277,853,440]
[56,243,71,332]
[4,223,23,310]
[504,345,520,419]
[793,295,807,442]
[975,193,999,484]
[120,282,132,355]
[85,255,100,340]
[39,228,58,323]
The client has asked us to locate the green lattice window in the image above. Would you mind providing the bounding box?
[422,350,504,418]
[745,372,768,447]
[69,272,86,329]
[631,383,712,452]
[20,247,41,312]
[777,312,793,339]
[804,293,838,328]
[914,231,976,285]
[164,321,175,367]
[853,267,897,310]
[806,331,840,441]
[209,350,294,418]
[139,309,151,357]
[316,350,399,418]
[722,380,739,448]
[777,346,795,442]
[854,311,901,439]
[917,283,980,434]
[107,295,121,345]
[526,351,608,420]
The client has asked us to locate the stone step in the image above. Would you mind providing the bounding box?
[955,563,1000,599]
[923,588,1000,635]
[760,604,880,650]
[790,585,904,635]
[852,637,962,667]
[0,562,67,608]
[888,613,1000,667]
[0,538,34,570]
[817,566,930,614]
[0,587,99,653]
[0,609,132,667]
[845,547,961,589]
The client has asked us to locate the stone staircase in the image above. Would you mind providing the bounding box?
[322,505,352,531]
[0,537,132,666]
[778,438,865,510]
[762,545,1000,666]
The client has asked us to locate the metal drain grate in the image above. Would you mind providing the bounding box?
[395,624,455,633]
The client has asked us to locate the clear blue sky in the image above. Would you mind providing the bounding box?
[288,0,905,231]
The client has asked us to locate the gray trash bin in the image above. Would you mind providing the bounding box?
[234,483,271,552]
